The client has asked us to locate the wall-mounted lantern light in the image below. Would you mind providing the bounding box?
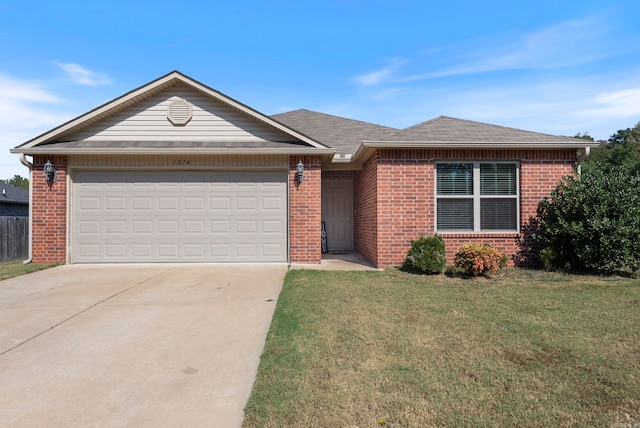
[43,160,56,184]
[295,160,304,187]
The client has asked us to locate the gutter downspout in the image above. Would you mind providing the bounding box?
[19,154,33,265]
[576,146,591,175]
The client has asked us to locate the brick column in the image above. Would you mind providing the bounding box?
[31,155,67,264]
[289,156,322,264]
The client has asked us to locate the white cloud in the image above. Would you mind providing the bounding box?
[0,74,69,130]
[0,73,72,179]
[400,17,612,82]
[0,74,61,104]
[582,88,640,118]
[53,62,114,86]
[352,57,408,86]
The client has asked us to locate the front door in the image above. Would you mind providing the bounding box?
[321,180,353,250]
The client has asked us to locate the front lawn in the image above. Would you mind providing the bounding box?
[0,261,59,281]
[243,269,640,427]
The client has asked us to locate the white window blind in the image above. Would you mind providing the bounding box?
[436,162,519,232]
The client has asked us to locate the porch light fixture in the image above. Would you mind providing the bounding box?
[43,160,56,184]
[295,160,304,186]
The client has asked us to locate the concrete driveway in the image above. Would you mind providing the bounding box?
[0,264,287,427]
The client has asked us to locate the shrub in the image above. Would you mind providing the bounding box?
[538,247,556,271]
[404,234,446,274]
[454,244,507,276]
[444,265,466,277]
[534,169,640,274]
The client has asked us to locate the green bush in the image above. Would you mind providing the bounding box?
[404,234,446,274]
[538,247,556,271]
[453,244,507,276]
[534,169,640,274]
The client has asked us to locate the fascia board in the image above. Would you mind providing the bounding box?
[17,73,179,150]
[361,140,601,148]
[10,146,336,156]
[353,140,600,163]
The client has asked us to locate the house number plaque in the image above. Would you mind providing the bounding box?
[172,159,191,165]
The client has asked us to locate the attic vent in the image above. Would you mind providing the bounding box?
[167,97,193,125]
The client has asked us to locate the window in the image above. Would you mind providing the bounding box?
[436,162,519,232]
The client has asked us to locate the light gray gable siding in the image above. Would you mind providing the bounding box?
[64,85,297,143]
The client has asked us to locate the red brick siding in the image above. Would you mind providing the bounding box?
[27,150,573,268]
[376,153,434,268]
[31,155,68,264]
[516,158,575,264]
[354,154,379,266]
[371,148,576,268]
[322,170,357,180]
[289,156,322,264]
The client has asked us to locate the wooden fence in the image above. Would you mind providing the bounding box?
[1,216,28,263]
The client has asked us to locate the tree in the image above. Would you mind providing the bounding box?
[534,169,640,274]
[572,132,594,141]
[0,175,29,190]
[580,121,640,175]
[535,121,640,273]
[608,122,640,146]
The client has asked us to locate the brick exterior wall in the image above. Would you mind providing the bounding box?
[289,156,322,264]
[356,148,576,268]
[27,150,573,268]
[354,155,379,266]
[31,155,68,264]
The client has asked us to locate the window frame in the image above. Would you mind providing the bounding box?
[435,161,520,233]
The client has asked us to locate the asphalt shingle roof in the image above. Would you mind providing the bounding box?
[380,116,581,143]
[0,183,28,204]
[272,109,398,157]
[273,112,584,158]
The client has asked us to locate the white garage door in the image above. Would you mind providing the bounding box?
[72,170,288,263]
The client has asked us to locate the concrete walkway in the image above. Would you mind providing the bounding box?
[290,252,380,271]
[0,264,287,428]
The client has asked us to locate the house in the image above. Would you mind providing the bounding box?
[10,71,598,267]
[0,183,29,217]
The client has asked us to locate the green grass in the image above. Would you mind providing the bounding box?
[0,261,59,281]
[243,268,640,427]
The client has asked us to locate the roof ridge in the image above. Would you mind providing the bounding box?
[273,109,399,131]
[380,115,583,142]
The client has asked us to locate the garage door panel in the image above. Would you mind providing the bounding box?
[72,170,287,263]
[132,220,152,234]
[105,221,126,234]
[133,244,152,257]
[263,220,285,234]
[106,244,126,257]
[79,221,100,234]
[184,197,205,210]
[132,197,152,210]
[79,244,100,257]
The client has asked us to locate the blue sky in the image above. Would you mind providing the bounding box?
[2,0,640,178]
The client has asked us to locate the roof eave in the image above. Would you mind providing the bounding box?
[353,140,600,162]
[10,146,336,157]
